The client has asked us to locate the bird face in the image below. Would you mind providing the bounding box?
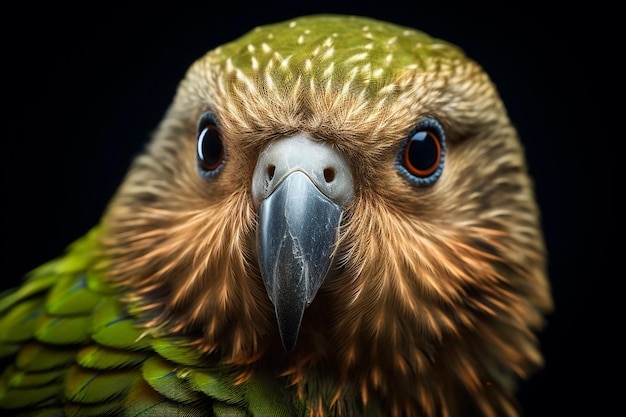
[101,14,552,415]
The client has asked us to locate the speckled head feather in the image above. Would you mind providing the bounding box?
[100,14,552,417]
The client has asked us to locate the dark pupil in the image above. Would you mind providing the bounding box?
[200,127,222,168]
[408,131,437,171]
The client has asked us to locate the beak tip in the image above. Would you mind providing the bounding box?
[275,304,305,351]
[280,334,298,352]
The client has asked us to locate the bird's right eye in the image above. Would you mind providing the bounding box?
[196,111,224,178]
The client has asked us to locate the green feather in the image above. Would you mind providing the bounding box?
[0,275,53,315]
[5,366,65,389]
[0,380,63,409]
[123,378,206,417]
[42,254,89,277]
[141,355,203,403]
[84,270,115,294]
[34,314,91,345]
[45,273,102,316]
[188,369,244,405]
[63,365,139,404]
[90,296,152,351]
[76,345,148,370]
[15,342,76,372]
[151,338,203,367]
[0,297,45,343]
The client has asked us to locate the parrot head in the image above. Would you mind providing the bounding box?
[100,15,551,416]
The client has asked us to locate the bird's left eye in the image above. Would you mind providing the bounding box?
[196,111,225,178]
[397,118,445,186]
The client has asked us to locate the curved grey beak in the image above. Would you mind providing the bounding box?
[252,134,354,350]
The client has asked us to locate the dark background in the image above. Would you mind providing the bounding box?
[4,1,604,415]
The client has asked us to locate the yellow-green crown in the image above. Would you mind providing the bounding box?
[208,15,464,93]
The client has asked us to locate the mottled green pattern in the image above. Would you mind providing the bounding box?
[0,229,302,416]
[208,15,464,97]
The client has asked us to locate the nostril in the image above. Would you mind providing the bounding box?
[323,167,335,183]
[267,165,275,181]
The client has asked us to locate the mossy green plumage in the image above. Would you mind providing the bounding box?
[0,229,301,416]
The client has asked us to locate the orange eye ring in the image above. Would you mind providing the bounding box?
[403,130,442,178]
[397,118,446,187]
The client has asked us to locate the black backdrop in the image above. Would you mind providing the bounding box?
[4,1,603,415]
